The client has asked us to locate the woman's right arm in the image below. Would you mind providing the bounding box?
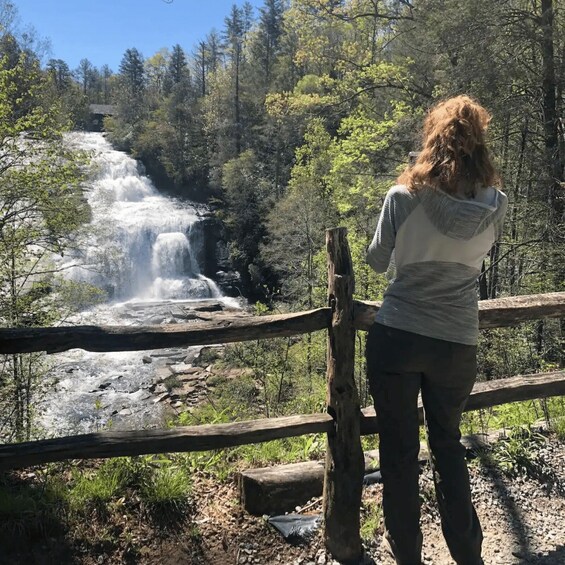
[366,189,397,274]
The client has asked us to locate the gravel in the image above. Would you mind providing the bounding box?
[180,433,565,564]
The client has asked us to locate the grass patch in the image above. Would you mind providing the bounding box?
[69,465,122,512]
[461,396,565,437]
[140,465,192,516]
[0,454,195,547]
[163,374,181,391]
[0,471,69,541]
[360,499,382,540]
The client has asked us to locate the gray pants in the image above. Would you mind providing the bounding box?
[366,323,483,565]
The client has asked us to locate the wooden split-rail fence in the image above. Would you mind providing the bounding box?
[1,227,565,562]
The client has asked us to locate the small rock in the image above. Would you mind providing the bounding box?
[154,367,172,380]
[170,363,198,374]
[142,355,153,364]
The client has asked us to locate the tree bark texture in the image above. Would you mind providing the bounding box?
[353,292,565,332]
[2,294,563,355]
[323,227,364,563]
[0,308,332,355]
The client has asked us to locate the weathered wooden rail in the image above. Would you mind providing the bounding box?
[1,227,564,563]
[1,371,563,470]
[2,293,564,354]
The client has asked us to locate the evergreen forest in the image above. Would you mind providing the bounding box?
[1,0,564,438]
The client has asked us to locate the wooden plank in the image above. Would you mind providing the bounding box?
[239,460,326,516]
[359,370,565,433]
[239,438,498,516]
[0,292,562,354]
[0,371,563,471]
[353,291,565,331]
[323,228,364,562]
[478,292,565,328]
[0,308,332,354]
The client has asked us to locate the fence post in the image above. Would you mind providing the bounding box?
[323,227,364,562]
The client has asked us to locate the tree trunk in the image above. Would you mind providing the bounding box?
[541,0,563,216]
[234,43,241,155]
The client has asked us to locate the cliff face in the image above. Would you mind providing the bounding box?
[199,215,242,298]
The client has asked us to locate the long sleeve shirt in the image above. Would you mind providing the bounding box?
[366,184,508,345]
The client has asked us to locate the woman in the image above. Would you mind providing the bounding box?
[366,95,507,565]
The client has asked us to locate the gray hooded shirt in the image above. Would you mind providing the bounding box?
[366,184,508,345]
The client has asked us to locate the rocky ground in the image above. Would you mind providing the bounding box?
[39,298,249,436]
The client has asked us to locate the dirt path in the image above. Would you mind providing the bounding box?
[187,435,565,565]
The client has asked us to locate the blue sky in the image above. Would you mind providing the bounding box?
[13,0,264,71]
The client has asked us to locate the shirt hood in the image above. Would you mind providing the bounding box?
[418,186,506,240]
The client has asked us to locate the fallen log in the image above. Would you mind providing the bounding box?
[239,434,499,515]
[240,450,380,516]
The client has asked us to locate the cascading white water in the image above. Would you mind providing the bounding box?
[39,132,237,436]
[64,132,221,301]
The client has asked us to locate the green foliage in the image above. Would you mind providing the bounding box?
[219,150,274,294]
[68,456,192,518]
[491,427,547,477]
[461,397,565,439]
[169,326,330,479]
[0,42,93,441]
[139,465,192,515]
[215,326,328,419]
[360,499,382,541]
[0,455,193,548]
[0,471,68,540]
[69,465,122,511]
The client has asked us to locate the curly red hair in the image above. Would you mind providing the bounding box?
[398,95,501,196]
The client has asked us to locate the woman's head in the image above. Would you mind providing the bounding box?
[399,95,500,195]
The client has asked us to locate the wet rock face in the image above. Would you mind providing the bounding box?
[215,270,243,297]
[199,216,242,297]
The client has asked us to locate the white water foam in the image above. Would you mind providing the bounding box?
[63,132,221,301]
[38,132,238,436]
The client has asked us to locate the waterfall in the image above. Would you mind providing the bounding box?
[38,133,236,436]
[64,132,220,301]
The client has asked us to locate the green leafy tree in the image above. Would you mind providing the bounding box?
[220,150,273,294]
[165,44,190,93]
[75,57,94,96]
[116,47,146,125]
[0,47,90,440]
